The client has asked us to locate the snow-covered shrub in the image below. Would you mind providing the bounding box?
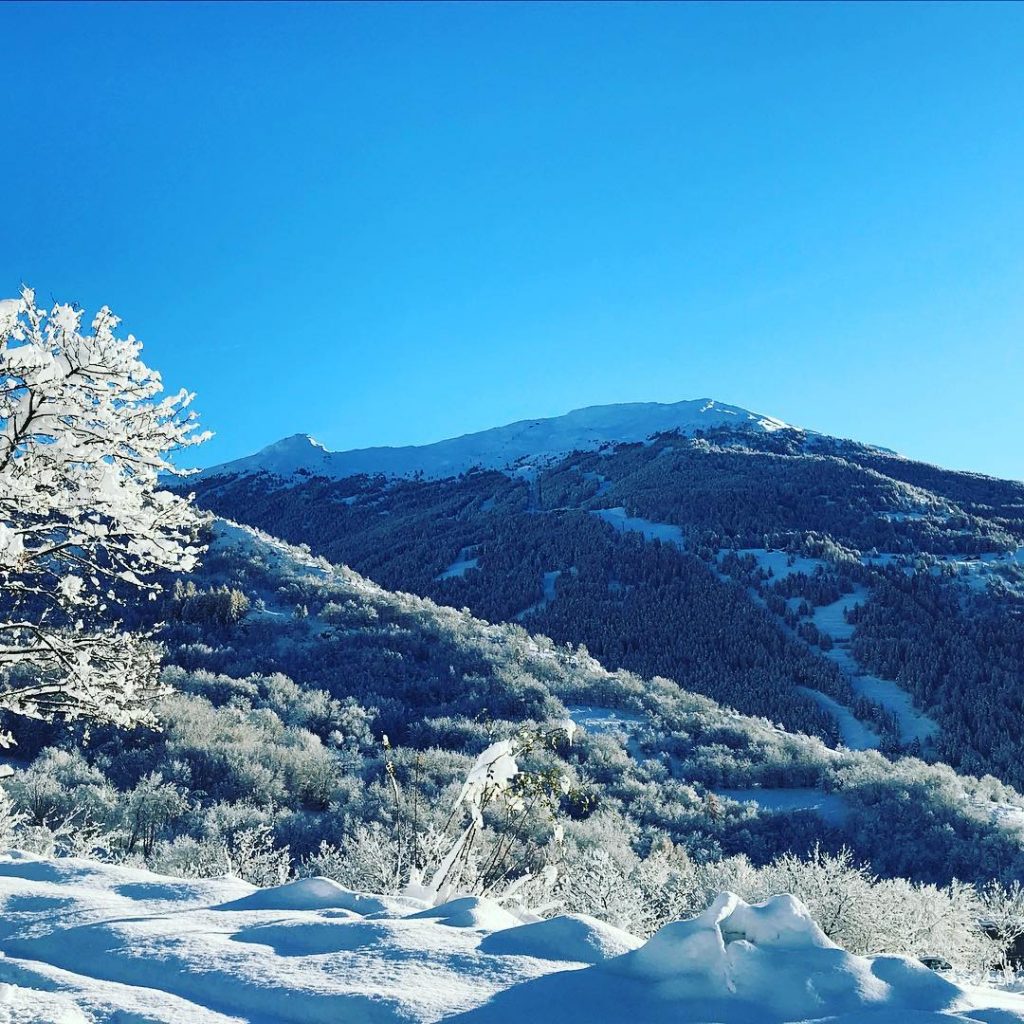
[5,749,119,830]
[404,724,574,903]
[553,839,1003,970]
[302,826,407,894]
[18,810,119,860]
[635,845,999,970]
[981,881,1024,967]
[0,782,26,846]
[123,772,188,858]
[226,824,292,887]
[554,819,706,935]
[314,727,573,905]
[149,835,231,879]
[753,847,995,968]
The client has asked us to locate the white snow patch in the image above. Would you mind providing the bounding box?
[407,897,523,931]
[717,787,848,825]
[566,705,645,735]
[215,876,426,917]
[825,647,939,745]
[591,508,685,548]
[581,470,613,498]
[437,547,481,580]
[479,913,642,964]
[810,587,868,642]
[801,589,939,746]
[797,686,881,750]
[515,570,563,619]
[438,557,480,580]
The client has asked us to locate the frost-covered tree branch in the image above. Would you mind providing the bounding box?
[0,287,209,743]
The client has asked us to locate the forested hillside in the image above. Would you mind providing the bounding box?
[187,426,1024,789]
[13,516,1022,903]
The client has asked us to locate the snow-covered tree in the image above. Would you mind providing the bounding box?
[0,287,208,744]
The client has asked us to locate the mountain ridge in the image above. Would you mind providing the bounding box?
[198,398,795,482]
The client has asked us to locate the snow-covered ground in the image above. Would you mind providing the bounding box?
[797,686,881,750]
[1,852,1020,1024]
[717,787,849,826]
[722,548,827,581]
[515,570,563,619]
[707,554,885,751]
[810,588,868,642]
[437,547,481,580]
[566,705,646,736]
[810,591,940,745]
[581,470,613,498]
[844,664,939,745]
[590,507,685,548]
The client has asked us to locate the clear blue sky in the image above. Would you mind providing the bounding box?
[2,1,1022,478]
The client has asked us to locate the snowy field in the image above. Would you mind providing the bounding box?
[590,507,685,548]
[810,588,868,642]
[0,852,1021,1024]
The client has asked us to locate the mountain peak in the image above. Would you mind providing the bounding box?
[260,433,327,455]
[201,398,794,483]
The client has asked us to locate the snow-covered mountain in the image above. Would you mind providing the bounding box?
[199,399,792,482]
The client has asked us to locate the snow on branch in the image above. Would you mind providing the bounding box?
[0,287,209,743]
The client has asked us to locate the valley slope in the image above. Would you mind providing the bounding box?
[187,402,1024,790]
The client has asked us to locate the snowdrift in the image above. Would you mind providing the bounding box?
[0,851,1020,1024]
[456,891,1019,1023]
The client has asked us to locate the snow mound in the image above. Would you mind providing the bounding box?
[215,876,423,916]
[0,981,91,1024]
[480,913,642,963]
[407,896,522,931]
[453,893,992,1024]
